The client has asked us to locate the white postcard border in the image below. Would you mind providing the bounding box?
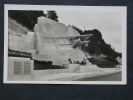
[4,4,127,85]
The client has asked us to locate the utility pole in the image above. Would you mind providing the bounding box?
[84,26,85,31]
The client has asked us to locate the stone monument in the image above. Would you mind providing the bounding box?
[33,16,90,66]
[8,57,34,80]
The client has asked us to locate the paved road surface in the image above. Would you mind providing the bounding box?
[76,72,122,81]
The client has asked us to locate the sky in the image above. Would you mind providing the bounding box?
[44,7,124,53]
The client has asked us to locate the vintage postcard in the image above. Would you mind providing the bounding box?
[4,5,127,84]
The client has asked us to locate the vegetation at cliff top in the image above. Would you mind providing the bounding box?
[8,10,121,67]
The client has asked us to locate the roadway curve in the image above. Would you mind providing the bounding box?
[75,72,122,81]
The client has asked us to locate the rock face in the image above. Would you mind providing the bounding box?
[35,16,79,37]
[33,16,87,65]
[9,16,87,66]
[8,18,35,52]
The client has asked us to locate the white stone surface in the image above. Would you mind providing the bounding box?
[66,64,103,73]
[8,16,87,66]
[80,65,104,73]
[68,64,80,73]
[8,57,34,81]
[33,69,69,77]
[9,32,35,52]
[33,16,87,66]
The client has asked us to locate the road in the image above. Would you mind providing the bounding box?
[75,72,122,81]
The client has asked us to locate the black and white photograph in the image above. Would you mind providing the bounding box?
[4,5,127,84]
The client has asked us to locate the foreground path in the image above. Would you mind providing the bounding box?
[75,72,121,81]
[33,70,121,81]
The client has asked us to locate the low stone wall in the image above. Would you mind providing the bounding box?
[63,64,104,73]
[80,65,104,73]
[33,69,69,76]
[68,64,80,73]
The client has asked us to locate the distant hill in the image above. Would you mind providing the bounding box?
[73,27,121,67]
[83,29,121,58]
[72,26,121,57]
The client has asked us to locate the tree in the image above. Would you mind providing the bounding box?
[72,25,83,35]
[9,10,46,31]
[46,11,58,21]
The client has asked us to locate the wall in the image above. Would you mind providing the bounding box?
[9,32,35,52]
[8,57,34,81]
[33,69,69,76]
[33,16,87,65]
[8,16,87,66]
[8,18,35,52]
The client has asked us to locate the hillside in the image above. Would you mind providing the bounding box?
[83,29,121,57]
[73,27,122,67]
[8,10,121,68]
